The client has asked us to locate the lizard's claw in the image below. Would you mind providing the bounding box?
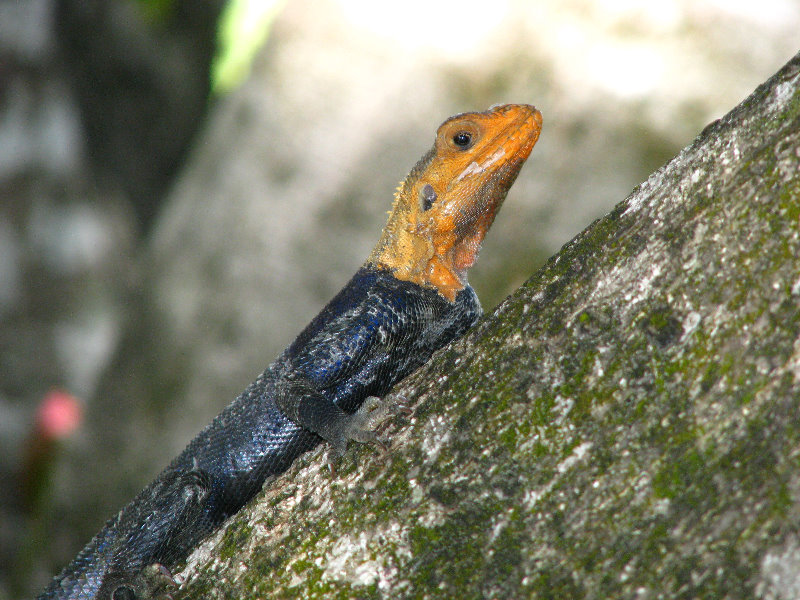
[342,394,411,452]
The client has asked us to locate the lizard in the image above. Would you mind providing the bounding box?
[38,103,543,600]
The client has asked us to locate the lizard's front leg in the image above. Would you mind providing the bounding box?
[275,376,406,456]
[97,563,178,600]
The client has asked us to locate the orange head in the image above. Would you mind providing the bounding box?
[368,104,543,301]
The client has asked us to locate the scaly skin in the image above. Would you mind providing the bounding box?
[38,104,542,600]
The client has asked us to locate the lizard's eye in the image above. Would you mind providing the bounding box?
[441,120,480,151]
[452,131,473,149]
[419,184,437,211]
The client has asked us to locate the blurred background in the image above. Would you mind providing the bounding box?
[1,0,797,596]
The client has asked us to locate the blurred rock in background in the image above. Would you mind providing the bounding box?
[1,0,797,597]
[0,0,223,596]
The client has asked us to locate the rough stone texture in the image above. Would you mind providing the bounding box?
[172,51,800,599]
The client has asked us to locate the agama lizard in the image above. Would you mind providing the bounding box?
[38,103,542,600]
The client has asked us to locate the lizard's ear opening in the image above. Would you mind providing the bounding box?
[419,184,437,211]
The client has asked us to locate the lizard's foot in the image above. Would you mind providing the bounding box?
[101,563,178,600]
[290,384,411,458]
[332,394,411,456]
[319,394,408,458]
